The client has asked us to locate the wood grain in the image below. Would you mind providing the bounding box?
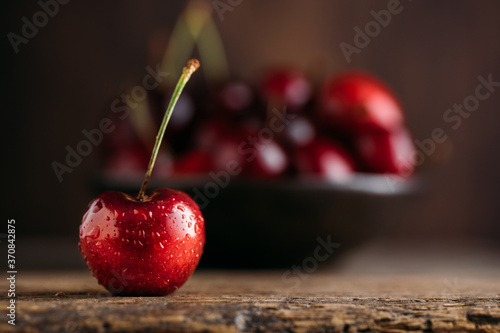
[1,270,499,332]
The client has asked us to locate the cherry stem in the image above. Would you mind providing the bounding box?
[137,59,200,201]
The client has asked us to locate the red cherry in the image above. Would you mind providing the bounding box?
[355,127,415,176]
[294,138,356,182]
[262,68,312,110]
[79,189,205,295]
[319,71,403,132]
[81,59,202,296]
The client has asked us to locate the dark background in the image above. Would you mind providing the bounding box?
[3,1,500,268]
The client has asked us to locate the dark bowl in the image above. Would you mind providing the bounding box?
[96,174,419,268]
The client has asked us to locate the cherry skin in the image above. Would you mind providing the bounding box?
[354,127,415,176]
[294,138,356,182]
[79,188,205,296]
[261,68,312,111]
[319,71,404,133]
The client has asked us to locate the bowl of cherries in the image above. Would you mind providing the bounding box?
[98,67,418,268]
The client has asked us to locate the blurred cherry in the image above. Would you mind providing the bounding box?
[174,149,214,175]
[104,142,172,179]
[242,136,288,179]
[104,111,139,153]
[193,119,229,151]
[191,120,249,175]
[319,71,403,133]
[146,89,197,154]
[212,133,247,172]
[262,68,312,111]
[294,138,356,183]
[355,127,415,176]
[218,80,253,114]
[162,92,195,132]
[282,115,316,149]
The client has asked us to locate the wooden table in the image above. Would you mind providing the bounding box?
[1,269,499,332]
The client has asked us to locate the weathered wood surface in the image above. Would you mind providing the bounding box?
[1,270,499,332]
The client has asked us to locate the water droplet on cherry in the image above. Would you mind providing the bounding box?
[87,226,100,239]
[92,201,103,213]
[154,242,165,251]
